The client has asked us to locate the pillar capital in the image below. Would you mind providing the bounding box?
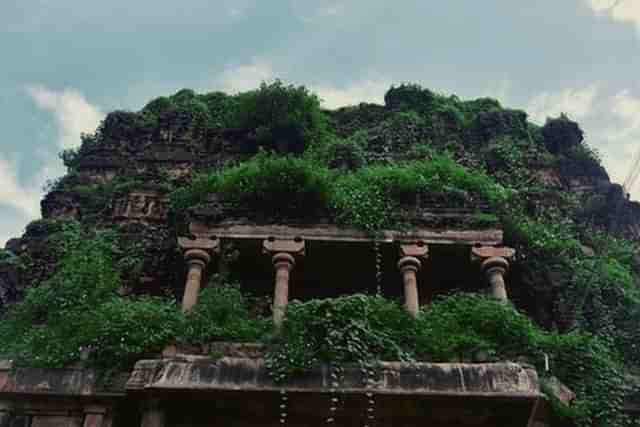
[178,236,220,254]
[471,246,515,263]
[399,241,429,259]
[262,238,305,257]
[480,256,509,275]
[183,248,211,266]
[471,246,514,303]
[272,252,295,271]
[397,255,422,273]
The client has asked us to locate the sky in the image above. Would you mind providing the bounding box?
[1,0,640,246]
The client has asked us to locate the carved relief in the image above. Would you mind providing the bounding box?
[113,190,168,222]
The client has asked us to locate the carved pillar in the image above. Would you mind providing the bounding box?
[263,239,305,328]
[140,400,164,427]
[398,243,429,316]
[178,236,219,313]
[83,405,106,427]
[0,401,11,427]
[471,247,516,303]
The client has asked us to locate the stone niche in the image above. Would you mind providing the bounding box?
[113,188,168,223]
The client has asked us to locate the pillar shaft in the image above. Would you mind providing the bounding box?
[180,248,211,313]
[487,267,508,302]
[141,401,164,427]
[182,260,205,313]
[83,409,105,427]
[272,253,295,328]
[401,266,419,316]
[0,401,11,427]
[263,239,305,329]
[398,243,428,316]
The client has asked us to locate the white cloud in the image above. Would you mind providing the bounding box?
[213,58,276,94]
[526,85,599,124]
[211,58,389,109]
[0,86,102,246]
[26,85,103,149]
[313,78,391,109]
[480,79,512,105]
[611,89,640,134]
[0,157,40,219]
[586,0,640,33]
[603,90,640,192]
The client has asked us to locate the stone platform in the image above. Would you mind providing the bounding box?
[0,357,548,427]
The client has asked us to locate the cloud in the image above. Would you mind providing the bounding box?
[526,85,599,124]
[586,0,640,33]
[213,58,276,94]
[604,90,640,192]
[312,78,391,109]
[26,85,103,149]
[0,157,40,219]
[211,58,389,109]
[0,86,102,246]
[611,89,640,135]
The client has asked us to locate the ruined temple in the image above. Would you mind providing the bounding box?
[1,84,639,427]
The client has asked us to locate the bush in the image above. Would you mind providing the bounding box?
[330,155,507,232]
[170,151,332,219]
[0,231,180,369]
[181,276,267,344]
[267,294,414,381]
[542,114,584,154]
[265,291,625,427]
[231,80,326,154]
[415,293,540,360]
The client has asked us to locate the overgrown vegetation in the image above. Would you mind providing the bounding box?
[170,151,506,232]
[180,275,267,344]
[3,82,638,426]
[0,231,181,370]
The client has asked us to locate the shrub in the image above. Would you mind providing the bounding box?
[181,275,267,344]
[266,294,414,381]
[170,151,332,219]
[231,80,326,153]
[330,155,507,232]
[541,114,584,154]
[0,231,180,369]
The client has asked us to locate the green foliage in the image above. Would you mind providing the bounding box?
[266,292,627,427]
[231,80,326,153]
[330,155,507,232]
[172,151,506,233]
[542,113,584,154]
[181,275,267,344]
[0,231,180,370]
[170,151,332,219]
[266,294,414,381]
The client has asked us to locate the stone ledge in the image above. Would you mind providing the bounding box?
[189,222,504,245]
[0,361,127,397]
[126,358,540,398]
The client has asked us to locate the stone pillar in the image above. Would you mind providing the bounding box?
[398,243,429,316]
[140,400,164,427]
[182,249,210,313]
[0,401,11,427]
[177,236,219,313]
[83,405,107,427]
[471,246,515,303]
[263,238,305,328]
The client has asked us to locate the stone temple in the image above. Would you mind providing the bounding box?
[1,85,639,427]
